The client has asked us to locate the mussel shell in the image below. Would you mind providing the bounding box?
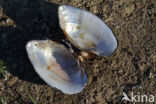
[59,5,117,57]
[26,40,87,94]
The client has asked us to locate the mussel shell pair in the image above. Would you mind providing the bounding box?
[26,5,117,94]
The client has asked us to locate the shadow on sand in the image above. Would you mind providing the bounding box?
[0,0,65,84]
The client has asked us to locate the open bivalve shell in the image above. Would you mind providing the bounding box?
[59,5,117,57]
[26,40,87,94]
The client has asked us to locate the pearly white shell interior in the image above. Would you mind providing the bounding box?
[59,5,117,56]
[26,40,87,94]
